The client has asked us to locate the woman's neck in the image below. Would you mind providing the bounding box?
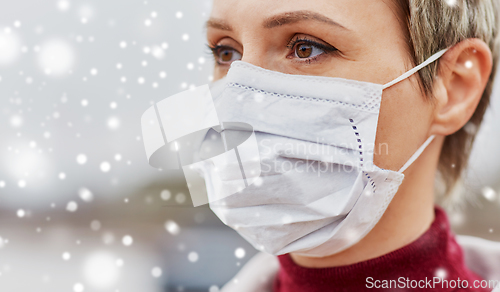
[290,137,442,268]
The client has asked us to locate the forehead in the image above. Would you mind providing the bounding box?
[209,0,401,37]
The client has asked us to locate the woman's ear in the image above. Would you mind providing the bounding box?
[429,38,493,136]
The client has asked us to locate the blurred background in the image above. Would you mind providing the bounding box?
[0,1,500,291]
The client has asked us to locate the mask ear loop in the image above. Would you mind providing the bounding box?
[398,135,435,173]
[382,48,448,90]
[379,48,447,173]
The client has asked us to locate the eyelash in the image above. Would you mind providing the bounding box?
[206,36,339,65]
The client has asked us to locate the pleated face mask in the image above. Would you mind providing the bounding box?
[195,48,448,257]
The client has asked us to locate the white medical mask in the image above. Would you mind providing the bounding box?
[196,49,448,257]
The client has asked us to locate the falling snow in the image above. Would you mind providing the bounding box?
[76,154,88,165]
[57,0,70,11]
[99,161,111,172]
[62,252,71,261]
[160,189,171,200]
[2,1,498,292]
[78,187,94,202]
[122,235,133,246]
[188,251,198,263]
[17,209,25,218]
[234,247,246,259]
[73,283,84,292]
[165,220,180,235]
[482,186,497,201]
[66,201,78,212]
[90,220,101,231]
[107,116,120,129]
[175,193,186,204]
[151,267,162,278]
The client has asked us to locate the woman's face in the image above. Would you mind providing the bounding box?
[206,0,436,171]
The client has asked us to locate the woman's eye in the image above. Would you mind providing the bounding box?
[294,43,325,59]
[215,47,242,65]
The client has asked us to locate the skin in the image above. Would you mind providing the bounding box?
[207,0,493,268]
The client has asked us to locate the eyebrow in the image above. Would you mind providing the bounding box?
[263,10,348,30]
[205,18,233,31]
[205,10,348,32]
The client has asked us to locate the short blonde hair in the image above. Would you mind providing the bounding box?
[394,0,500,195]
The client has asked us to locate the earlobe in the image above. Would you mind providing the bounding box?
[430,39,493,136]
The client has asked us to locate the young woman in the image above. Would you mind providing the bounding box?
[201,0,500,291]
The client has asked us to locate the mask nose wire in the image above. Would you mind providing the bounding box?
[382,48,449,90]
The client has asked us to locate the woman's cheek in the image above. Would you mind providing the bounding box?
[213,67,229,81]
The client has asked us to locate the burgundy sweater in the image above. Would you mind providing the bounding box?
[274,206,490,292]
